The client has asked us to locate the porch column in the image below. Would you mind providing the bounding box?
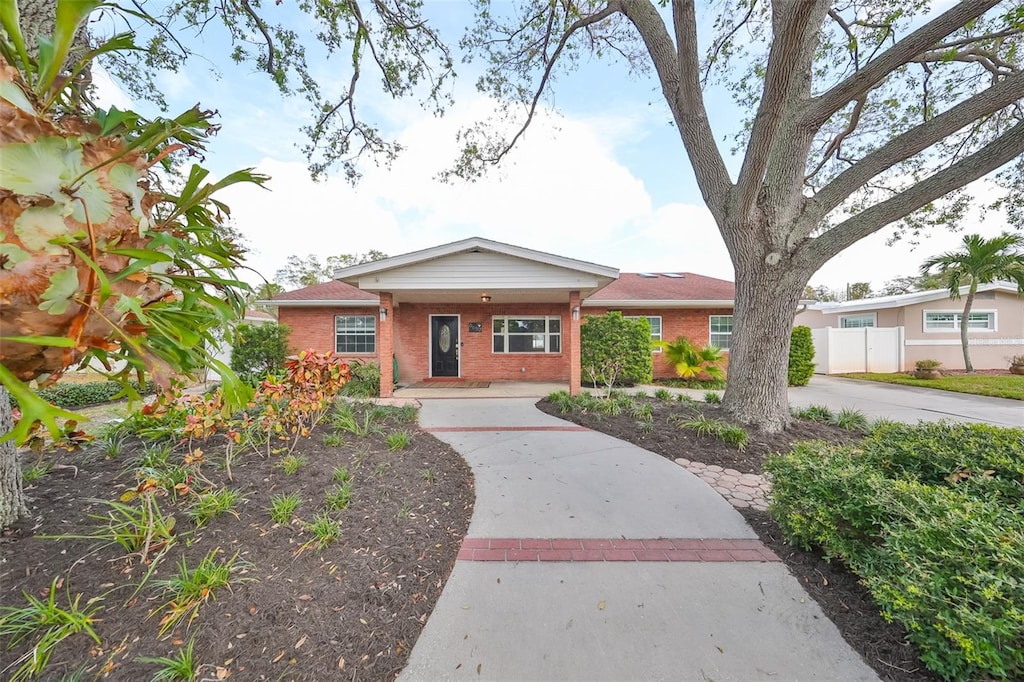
[569,290,582,396]
[379,292,394,398]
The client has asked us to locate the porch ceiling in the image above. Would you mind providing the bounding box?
[392,288,578,305]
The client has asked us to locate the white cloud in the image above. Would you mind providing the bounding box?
[91,67,133,110]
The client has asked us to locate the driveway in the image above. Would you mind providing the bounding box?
[789,375,1023,428]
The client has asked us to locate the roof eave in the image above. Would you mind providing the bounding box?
[581,299,735,308]
[333,236,619,281]
[258,299,380,307]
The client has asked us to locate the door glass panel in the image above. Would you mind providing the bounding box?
[438,325,451,353]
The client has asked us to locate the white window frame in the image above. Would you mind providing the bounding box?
[335,314,376,354]
[492,315,562,354]
[839,313,877,329]
[625,315,663,352]
[709,315,733,350]
[923,309,996,333]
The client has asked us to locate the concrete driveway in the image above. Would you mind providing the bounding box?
[789,375,1023,428]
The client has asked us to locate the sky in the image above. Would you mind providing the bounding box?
[92,1,1015,295]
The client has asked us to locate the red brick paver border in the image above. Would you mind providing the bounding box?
[457,538,780,563]
[424,426,590,433]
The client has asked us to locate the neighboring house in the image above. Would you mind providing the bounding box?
[795,283,1024,372]
[264,236,736,397]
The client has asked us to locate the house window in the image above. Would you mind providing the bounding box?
[924,311,995,332]
[709,315,733,350]
[493,316,561,353]
[840,313,876,328]
[625,316,663,352]
[335,315,376,353]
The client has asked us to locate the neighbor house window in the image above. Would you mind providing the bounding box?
[924,311,995,332]
[626,316,663,352]
[709,315,733,350]
[840,313,876,328]
[335,315,376,353]
[493,316,561,353]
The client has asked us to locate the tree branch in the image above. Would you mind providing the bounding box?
[642,0,732,216]
[236,0,276,76]
[806,0,1002,126]
[805,70,1024,226]
[805,95,866,181]
[702,0,760,86]
[805,120,1024,269]
[478,2,622,166]
[735,0,827,220]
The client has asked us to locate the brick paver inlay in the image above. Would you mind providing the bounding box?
[457,538,780,563]
[423,426,591,433]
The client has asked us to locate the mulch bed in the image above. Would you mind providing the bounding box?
[1,418,474,681]
[536,397,937,682]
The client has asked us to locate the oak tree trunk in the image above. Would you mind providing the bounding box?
[721,238,813,433]
[0,386,27,529]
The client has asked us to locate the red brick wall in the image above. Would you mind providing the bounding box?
[584,307,733,379]
[279,304,732,383]
[277,306,382,369]
[394,303,572,382]
[279,304,574,382]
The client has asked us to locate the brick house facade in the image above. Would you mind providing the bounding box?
[267,238,736,397]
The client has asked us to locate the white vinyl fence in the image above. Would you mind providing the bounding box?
[810,327,905,374]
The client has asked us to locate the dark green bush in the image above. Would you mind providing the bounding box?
[788,325,815,386]
[230,322,291,377]
[339,360,381,398]
[768,422,1024,680]
[580,312,653,387]
[23,379,157,409]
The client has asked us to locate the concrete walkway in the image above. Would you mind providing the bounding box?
[400,398,878,681]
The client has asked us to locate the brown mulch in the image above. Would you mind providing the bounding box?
[536,396,937,682]
[1,417,474,681]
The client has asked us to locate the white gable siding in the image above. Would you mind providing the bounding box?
[357,251,602,290]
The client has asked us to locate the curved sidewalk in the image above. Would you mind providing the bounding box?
[400,398,877,681]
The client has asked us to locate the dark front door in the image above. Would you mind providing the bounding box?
[431,316,459,377]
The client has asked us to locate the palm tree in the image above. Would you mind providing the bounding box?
[920,233,1024,373]
[657,338,726,381]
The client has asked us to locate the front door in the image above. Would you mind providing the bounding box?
[430,316,459,377]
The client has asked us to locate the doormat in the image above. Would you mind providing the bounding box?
[406,381,491,389]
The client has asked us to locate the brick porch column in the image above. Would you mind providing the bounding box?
[379,292,394,398]
[569,291,581,396]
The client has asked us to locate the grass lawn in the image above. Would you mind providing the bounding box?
[839,372,1024,400]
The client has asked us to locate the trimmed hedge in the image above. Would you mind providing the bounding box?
[580,312,653,387]
[768,422,1024,680]
[787,325,815,386]
[23,380,157,409]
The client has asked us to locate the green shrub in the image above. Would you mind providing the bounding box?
[230,322,291,378]
[788,325,815,386]
[580,312,653,388]
[339,360,381,398]
[22,379,156,409]
[767,422,1024,680]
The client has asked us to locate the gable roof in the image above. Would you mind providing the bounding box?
[334,236,619,281]
[808,281,1021,314]
[583,272,735,308]
[262,280,379,307]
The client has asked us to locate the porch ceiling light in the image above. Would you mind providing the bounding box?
[480,293,492,303]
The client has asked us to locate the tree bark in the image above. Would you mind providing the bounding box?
[0,386,28,529]
[721,234,814,432]
[960,284,977,374]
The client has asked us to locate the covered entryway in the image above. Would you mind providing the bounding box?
[430,315,460,377]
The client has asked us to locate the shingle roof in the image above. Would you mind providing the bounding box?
[586,273,735,302]
[271,280,379,302]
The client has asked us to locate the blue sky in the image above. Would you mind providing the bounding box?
[93,1,1012,294]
